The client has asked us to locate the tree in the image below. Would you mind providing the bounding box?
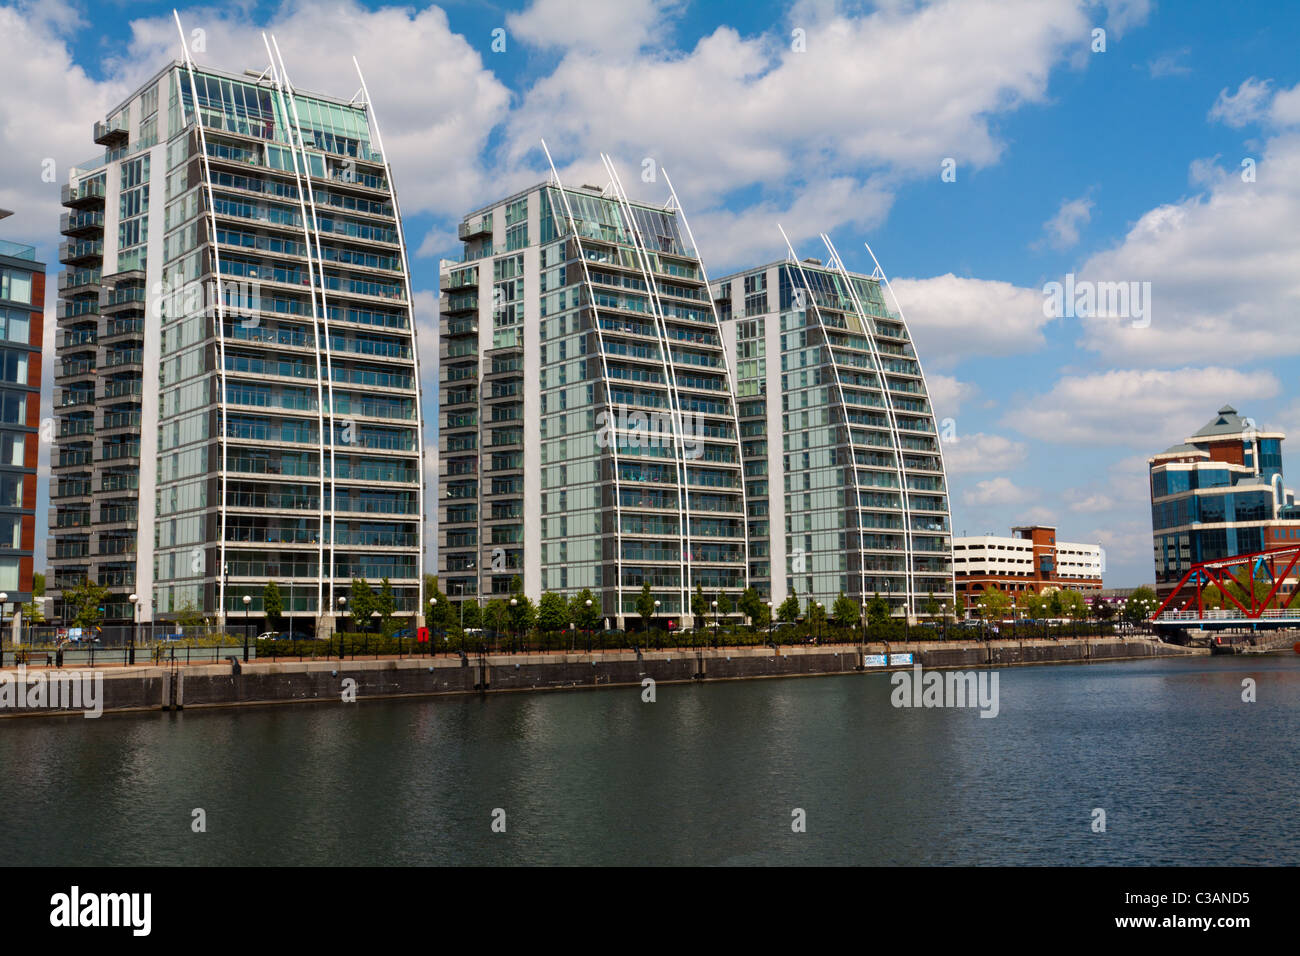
[976,588,1012,621]
[507,593,536,642]
[716,591,734,617]
[1122,586,1158,624]
[375,578,397,637]
[349,578,376,632]
[1020,590,1047,620]
[62,578,110,631]
[485,599,510,639]
[777,590,801,624]
[636,582,656,631]
[832,592,860,629]
[23,571,46,624]
[262,581,283,630]
[924,591,940,620]
[691,584,709,630]
[424,574,449,628]
[1046,589,1064,618]
[739,587,766,629]
[460,600,483,630]
[537,592,570,636]
[1058,589,1088,619]
[806,598,827,624]
[865,593,890,628]
[175,599,205,629]
[570,588,601,631]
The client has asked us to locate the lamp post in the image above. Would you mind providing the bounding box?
[585,598,593,653]
[128,593,138,666]
[711,599,718,648]
[0,592,7,668]
[242,593,251,663]
[336,596,346,660]
[509,597,518,654]
[653,599,660,648]
[815,601,823,645]
[767,600,775,647]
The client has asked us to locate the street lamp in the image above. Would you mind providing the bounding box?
[336,596,346,660]
[653,599,660,648]
[242,593,251,663]
[429,597,437,656]
[510,597,518,654]
[585,598,593,653]
[128,593,138,666]
[815,601,824,645]
[767,600,775,647]
[711,599,718,648]
[0,592,7,668]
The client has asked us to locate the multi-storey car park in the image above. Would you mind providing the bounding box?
[711,237,954,619]
[438,154,748,626]
[50,37,424,634]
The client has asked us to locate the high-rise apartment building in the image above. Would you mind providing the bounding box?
[438,159,748,625]
[1149,405,1300,601]
[712,243,953,617]
[50,47,423,632]
[0,210,42,621]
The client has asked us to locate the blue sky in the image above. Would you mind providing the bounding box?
[3,0,1299,587]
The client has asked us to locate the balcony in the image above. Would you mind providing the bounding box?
[61,179,106,207]
[59,268,101,293]
[57,299,99,320]
[93,119,129,147]
[59,210,104,237]
[102,317,145,342]
[59,240,103,266]
[55,359,95,381]
[0,239,37,261]
[458,216,492,241]
[103,348,143,369]
[100,287,147,313]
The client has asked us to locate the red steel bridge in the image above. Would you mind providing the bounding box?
[1151,542,1300,630]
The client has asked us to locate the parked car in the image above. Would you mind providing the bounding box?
[256,632,279,641]
[277,631,312,641]
[392,628,414,640]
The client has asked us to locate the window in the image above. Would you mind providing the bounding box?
[0,556,17,591]
[0,268,32,305]
[0,391,25,425]
[0,308,30,344]
[0,350,26,386]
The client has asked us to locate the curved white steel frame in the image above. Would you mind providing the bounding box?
[269,36,341,623]
[173,12,231,622]
[662,170,751,597]
[540,141,624,621]
[776,225,867,614]
[861,239,957,614]
[261,34,329,620]
[820,233,914,614]
[353,56,425,610]
[599,154,690,616]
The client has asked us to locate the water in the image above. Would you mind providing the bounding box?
[3,655,1298,865]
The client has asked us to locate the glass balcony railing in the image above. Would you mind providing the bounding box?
[0,239,37,261]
